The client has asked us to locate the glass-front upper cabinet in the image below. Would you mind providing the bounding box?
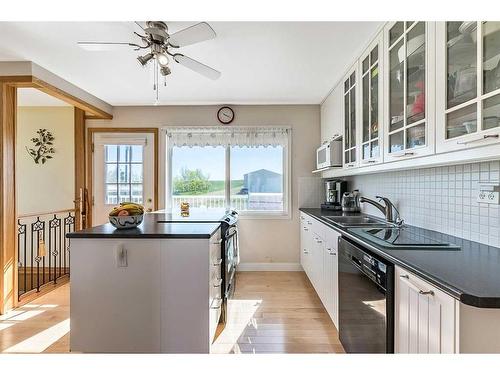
[360,34,383,165]
[436,21,500,152]
[343,64,359,168]
[384,22,435,161]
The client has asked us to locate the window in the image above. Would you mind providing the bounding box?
[167,127,290,216]
[104,145,144,204]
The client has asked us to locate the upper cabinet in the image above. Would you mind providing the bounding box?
[436,21,500,153]
[321,84,344,144]
[343,64,359,168]
[360,33,384,165]
[384,21,436,162]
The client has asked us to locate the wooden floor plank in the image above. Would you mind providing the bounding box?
[0,271,344,354]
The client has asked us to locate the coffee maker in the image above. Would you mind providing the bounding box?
[321,180,347,211]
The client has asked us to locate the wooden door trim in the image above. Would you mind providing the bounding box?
[0,83,17,314]
[0,75,113,120]
[86,127,159,227]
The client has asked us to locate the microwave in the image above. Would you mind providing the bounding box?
[316,137,343,169]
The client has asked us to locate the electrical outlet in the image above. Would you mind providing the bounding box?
[477,181,500,205]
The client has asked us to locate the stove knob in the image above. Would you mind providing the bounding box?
[225,218,231,222]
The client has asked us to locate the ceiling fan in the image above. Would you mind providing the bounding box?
[78,21,221,103]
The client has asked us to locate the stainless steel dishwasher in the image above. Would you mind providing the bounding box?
[338,237,394,353]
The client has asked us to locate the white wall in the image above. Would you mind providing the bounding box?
[87,105,320,266]
[16,107,75,215]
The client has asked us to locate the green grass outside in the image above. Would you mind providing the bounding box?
[174,180,244,196]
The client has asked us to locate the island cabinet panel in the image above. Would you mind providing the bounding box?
[395,265,457,353]
[70,238,162,353]
[69,229,221,353]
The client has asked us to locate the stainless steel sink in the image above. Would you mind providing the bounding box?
[322,215,396,228]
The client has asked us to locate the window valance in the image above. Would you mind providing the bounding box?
[166,127,290,148]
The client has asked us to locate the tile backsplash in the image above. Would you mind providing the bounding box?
[347,161,500,247]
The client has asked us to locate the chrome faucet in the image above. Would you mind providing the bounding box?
[359,195,403,225]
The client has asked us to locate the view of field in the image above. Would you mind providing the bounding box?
[174,179,244,196]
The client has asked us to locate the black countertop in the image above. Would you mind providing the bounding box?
[300,207,500,308]
[67,212,221,239]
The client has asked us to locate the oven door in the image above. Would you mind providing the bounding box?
[225,225,238,286]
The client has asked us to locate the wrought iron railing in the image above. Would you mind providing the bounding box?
[171,193,283,211]
[17,209,75,300]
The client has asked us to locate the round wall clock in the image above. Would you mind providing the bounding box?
[217,106,235,125]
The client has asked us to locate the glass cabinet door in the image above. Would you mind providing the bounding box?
[344,70,357,166]
[440,21,500,149]
[361,43,381,162]
[387,22,428,156]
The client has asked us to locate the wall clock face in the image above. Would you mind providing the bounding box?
[217,106,235,125]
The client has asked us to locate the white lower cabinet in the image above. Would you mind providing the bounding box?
[395,265,457,353]
[299,213,339,329]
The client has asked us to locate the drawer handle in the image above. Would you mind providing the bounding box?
[327,248,336,255]
[211,239,223,245]
[392,151,415,158]
[303,227,309,231]
[316,239,323,244]
[213,278,223,288]
[307,221,312,225]
[457,134,499,145]
[303,249,309,254]
[400,274,434,296]
[213,258,223,266]
[210,297,223,309]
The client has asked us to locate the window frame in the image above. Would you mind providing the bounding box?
[165,129,291,219]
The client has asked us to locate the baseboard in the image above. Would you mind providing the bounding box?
[237,263,303,271]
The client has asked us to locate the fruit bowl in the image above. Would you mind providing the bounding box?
[109,214,144,229]
[108,202,145,229]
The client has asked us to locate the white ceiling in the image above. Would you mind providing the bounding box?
[0,22,381,106]
[17,88,71,106]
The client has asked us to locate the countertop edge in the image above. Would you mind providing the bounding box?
[299,208,500,309]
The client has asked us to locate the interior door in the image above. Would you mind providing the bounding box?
[92,132,155,225]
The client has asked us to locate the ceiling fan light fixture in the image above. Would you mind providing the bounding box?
[160,66,171,76]
[157,52,169,67]
[137,53,154,66]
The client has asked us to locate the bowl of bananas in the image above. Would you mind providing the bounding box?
[108,202,145,229]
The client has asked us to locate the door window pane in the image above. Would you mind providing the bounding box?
[171,146,226,209]
[406,22,426,125]
[390,39,405,132]
[389,131,404,153]
[362,74,370,143]
[344,92,349,149]
[483,94,500,130]
[446,104,477,139]
[483,22,500,94]
[362,56,369,74]
[230,146,283,212]
[350,88,356,148]
[362,143,370,159]
[389,22,404,46]
[371,66,379,138]
[447,22,477,108]
[370,46,378,64]
[406,124,426,149]
[104,144,144,205]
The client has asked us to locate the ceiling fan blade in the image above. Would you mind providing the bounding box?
[168,22,216,48]
[77,42,137,51]
[173,54,221,80]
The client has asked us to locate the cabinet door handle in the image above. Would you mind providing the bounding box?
[303,227,309,231]
[307,221,312,225]
[327,248,336,255]
[392,151,415,158]
[210,297,223,309]
[346,163,356,168]
[400,274,434,296]
[211,239,223,245]
[213,258,223,266]
[457,134,499,145]
[213,278,223,288]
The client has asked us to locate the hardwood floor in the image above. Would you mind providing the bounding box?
[0,272,344,354]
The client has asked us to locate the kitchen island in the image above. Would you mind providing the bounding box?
[67,213,222,353]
